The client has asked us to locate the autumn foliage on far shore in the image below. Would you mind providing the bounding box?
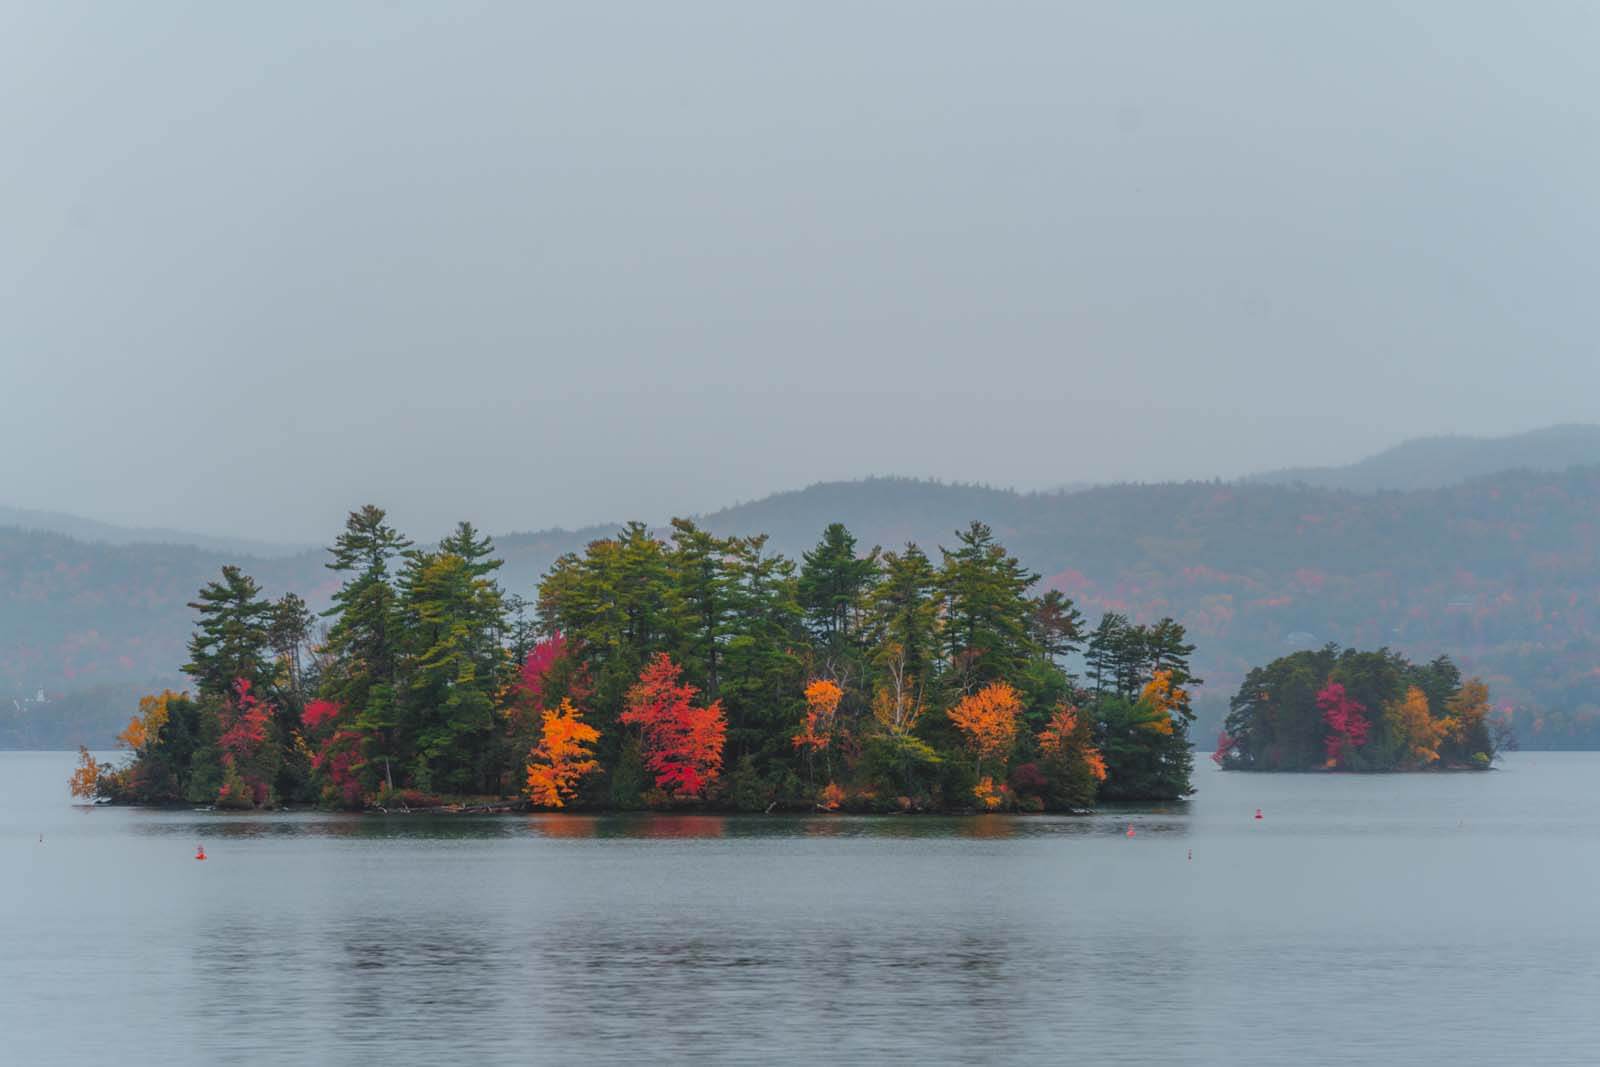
[1219,646,1505,773]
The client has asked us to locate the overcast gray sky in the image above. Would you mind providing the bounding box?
[4,1,1598,542]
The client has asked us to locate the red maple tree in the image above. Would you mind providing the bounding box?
[1317,681,1369,767]
[518,633,571,708]
[621,653,727,798]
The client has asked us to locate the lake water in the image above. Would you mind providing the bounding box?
[3,750,1598,1065]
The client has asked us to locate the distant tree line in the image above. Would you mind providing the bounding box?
[1214,646,1510,772]
[70,507,1201,811]
[21,467,1600,755]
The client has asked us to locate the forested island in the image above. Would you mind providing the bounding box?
[70,507,1200,813]
[1213,646,1509,771]
[20,461,1600,752]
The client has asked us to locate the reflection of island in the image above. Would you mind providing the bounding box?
[957,815,1018,840]
[530,814,728,840]
[530,814,602,839]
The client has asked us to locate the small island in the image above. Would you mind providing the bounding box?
[1212,646,1508,771]
[72,507,1202,814]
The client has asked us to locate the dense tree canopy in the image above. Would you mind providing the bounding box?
[1216,646,1507,771]
[81,508,1202,811]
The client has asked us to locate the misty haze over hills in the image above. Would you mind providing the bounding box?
[11,5,1600,547]
[1246,424,1600,493]
[5,426,1600,750]
[11,425,1600,555]
[0,506,314,559]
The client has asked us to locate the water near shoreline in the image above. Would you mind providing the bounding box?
[5,750,1598,1065]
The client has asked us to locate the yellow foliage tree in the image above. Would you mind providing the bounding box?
[1445,678,1493,761]
[947,681,1022,776]
[871,655,925,738]
[117,690,178,753]
[1386,685,1442,767]
[525,699,601,808]
[1137,670,1187,735]
[68,746,101,800]
[869,643,927,738]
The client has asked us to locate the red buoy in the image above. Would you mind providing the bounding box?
[1254,808,1263,820]
[195,845,207,861]
[1125,824,1135,838]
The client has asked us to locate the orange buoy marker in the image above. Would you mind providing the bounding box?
[1125,824,1136,838]
[195,844,207,861]
[1254,808,1263,820]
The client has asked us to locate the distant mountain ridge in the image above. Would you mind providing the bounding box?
[0,506,313,559]
[12,424,1597,558]
[1245,424,1600,492]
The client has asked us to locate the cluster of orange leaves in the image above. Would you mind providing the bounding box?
[68,747,101,800]
[947,682,1021,764]
[1038,704,1107,782]
[972,776,1005,811]
[117,690,177,753]
[817,782,845,811]
[526,698,601,808]
[793,679,843,752]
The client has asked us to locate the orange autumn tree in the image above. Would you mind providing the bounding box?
[948,681,1022,788]
[1039,704,1108,781]
[117,690,180,754]
[793,678,843,788]
[794,679,843,752]
[621,653,727,801]
[971,774,1004,811]
[68,747,102,800]
[526,698,601,808]
[1037,703,1107,809]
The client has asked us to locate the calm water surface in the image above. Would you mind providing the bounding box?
[3,750,1597,1065]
